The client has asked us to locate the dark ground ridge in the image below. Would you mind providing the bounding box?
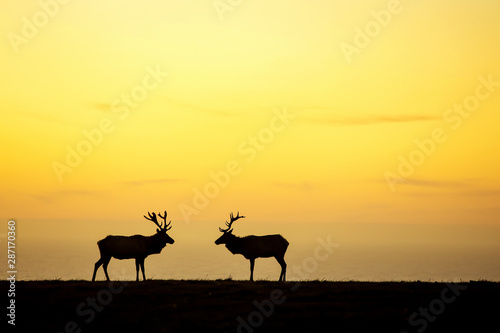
[3,280,499,333]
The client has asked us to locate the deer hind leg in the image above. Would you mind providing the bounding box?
[93,257,110,282]
[275,255,287,282]
[249,258,255,281]
[92,258,104,282]
[101,257,111,281]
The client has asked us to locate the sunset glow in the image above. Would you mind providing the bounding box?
[1,0,499,253]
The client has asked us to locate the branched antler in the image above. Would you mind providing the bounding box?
[219,211,245,233]
[158,211,172,231]
[144,212,163,229]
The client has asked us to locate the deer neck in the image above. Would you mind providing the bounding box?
[225,235,243,255]
[146,233,166,255]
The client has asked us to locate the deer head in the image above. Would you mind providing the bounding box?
[215,211,245,245]
[144,211,174,244]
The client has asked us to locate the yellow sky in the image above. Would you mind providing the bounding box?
[1,0,500,241]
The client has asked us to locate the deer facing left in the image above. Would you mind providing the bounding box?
[215,212,289,281]
[92,211,174,282]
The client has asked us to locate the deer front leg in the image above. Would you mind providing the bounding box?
[139,258,146,281]
[249,258,255,281]
[135,258,140,281]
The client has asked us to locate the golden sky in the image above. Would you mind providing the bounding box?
[1,0,500,241]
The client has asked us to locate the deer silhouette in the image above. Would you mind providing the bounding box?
[215,212,289,281]
[92,211,174,282]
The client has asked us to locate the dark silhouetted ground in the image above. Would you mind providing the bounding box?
[3,280,499,332]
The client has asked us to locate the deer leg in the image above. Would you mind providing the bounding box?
[275,256,287,282]
[249,258,255,281]
[92,258,105,282]
[140,259,146,281]
[102,257,111,281]
[135,259,140,281]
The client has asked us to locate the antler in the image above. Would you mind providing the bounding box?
[158,210,172,231]
[144,212,163,230]
[219,211,245,233]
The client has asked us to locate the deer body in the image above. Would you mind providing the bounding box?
[92,211,174,282]
[98,234,169,259]
[222,234,289,259]
[215,212,289,281]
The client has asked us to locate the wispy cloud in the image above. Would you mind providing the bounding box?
[26,189,97,204]
[272,181,316,191]
[14,110,77,126]
[391,178,500,197]
[400,178,470,188]
[119,178,183,187]
[93,96,273,118]
[304,114,440,126]
[93,102,113,113]
[469,189,500,197]
[160,97,237,117]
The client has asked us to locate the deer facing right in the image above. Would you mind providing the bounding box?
[215,212,289,281]
[92,211,174,282]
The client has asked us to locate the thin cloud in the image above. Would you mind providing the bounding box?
[304,114,440,126]
[393,178,500,197]
[119,178,183,187]
[401,178,470,188]
[14,110,77,126]
[26,189,97,204]
[469,189,500,197]
[273,181,316,191]
[93,103,113,113]
[162,96,254,117]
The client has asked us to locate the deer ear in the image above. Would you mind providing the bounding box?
[228,229,233,234]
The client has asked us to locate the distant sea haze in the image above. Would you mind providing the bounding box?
[4,239,499,282]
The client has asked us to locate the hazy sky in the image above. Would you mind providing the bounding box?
[1,1,500,242]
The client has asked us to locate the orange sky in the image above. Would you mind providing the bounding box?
[1,1,499,243]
